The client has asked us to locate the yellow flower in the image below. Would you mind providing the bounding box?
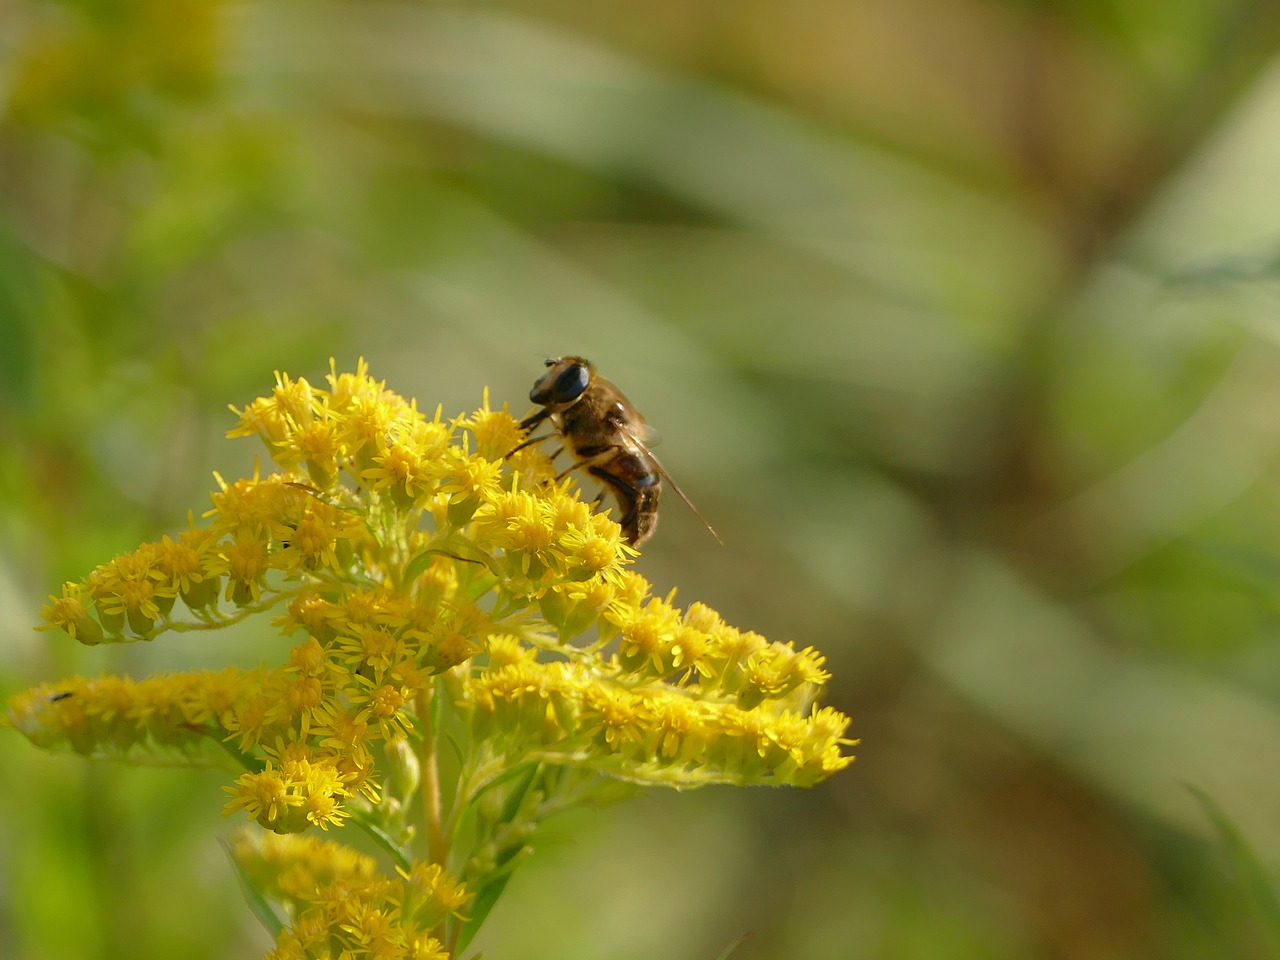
[154,533,207,601]
[228,395,293,449]
[221,526,272,605]
[364,438,430,503]
[616,594,682,678]
[313,708,374,755]
[291,419,344,488]
[36,582,103,644]
[280,592,340,645]
[334,623,406,681]
[269,496,359,573]
[579,684,646,756]
[348,677,412,742]
[224,764,302,828]
[231,829,465,959]
[223,749,353,834]
[459,392,524,461]
[434,449,504,527]
[641,693,707,766]
[270,370,315,431]
[16,360,855,957]
[540,577,617,642]
[398,861,472,928]
[736,642,832,710]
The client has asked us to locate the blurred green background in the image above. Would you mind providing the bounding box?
[6,0,1280,957]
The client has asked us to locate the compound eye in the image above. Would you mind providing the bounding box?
[549,363,590,403]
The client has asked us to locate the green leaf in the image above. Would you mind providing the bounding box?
[219,835,286,939]
[464,760,541,813]
[454,869,516,954]
[403,538,495,586]
[346,806,414,874]
[498,762,540,824]
[214,733,265,773]
[1188,784,1280,951]
[713,933,754,960]
[454,836,538,955]
[442,728,466,766]
[451,763,543,951]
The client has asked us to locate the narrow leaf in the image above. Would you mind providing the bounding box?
[1188,784,1280,950]
[219,836,286,939]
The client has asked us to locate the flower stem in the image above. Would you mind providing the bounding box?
[416,683,446,867]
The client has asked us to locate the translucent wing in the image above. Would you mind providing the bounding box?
[614,421,722,545]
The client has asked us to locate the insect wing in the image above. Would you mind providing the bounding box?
[614,421,722,545]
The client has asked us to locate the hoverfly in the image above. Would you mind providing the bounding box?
[511,356,720,547]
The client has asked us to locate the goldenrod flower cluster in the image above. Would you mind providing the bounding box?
[230,830,469,960]
[6,361,855,955]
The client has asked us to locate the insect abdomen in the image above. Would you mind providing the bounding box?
[589,452,660,546]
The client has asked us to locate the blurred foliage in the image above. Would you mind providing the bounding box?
[6,0,1280,958]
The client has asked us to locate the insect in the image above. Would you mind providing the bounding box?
[512,356,720,547]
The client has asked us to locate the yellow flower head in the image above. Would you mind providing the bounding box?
[10,361,854,958]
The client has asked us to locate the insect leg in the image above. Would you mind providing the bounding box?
[507,432,557,457]
[506,408,556,458]
[519,408,551,433]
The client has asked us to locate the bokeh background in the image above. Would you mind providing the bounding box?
[5,1,1280,958]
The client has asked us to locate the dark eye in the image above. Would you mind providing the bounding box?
[549,363,590,403]
[530,358,593,405]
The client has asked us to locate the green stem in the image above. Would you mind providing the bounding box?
[415,683,446,867]
[160,583,312,634]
